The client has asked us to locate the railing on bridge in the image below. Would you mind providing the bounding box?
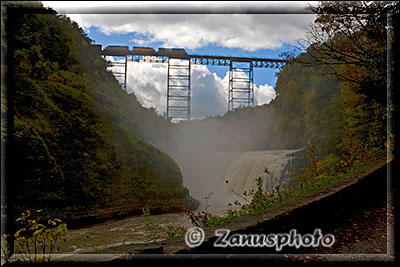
[94,45,286,122]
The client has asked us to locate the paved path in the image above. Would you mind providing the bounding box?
[282,193,394,262]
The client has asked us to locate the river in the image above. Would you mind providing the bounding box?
[55,149,303,254]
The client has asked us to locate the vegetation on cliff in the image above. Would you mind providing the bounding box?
[2,2,194,218]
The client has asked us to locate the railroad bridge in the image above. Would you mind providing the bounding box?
[92,45,286,122]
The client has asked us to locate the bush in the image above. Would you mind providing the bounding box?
[1,210,68,264]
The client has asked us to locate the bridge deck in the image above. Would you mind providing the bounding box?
[95,45,287,68]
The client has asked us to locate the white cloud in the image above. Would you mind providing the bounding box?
[44,12,315,51]
[255,83,276,105]
[109,58,275,119]
[42,1,318,10]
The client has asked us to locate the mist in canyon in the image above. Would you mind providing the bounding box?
[145,106,307,214]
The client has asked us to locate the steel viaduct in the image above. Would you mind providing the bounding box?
[92,44,287,122]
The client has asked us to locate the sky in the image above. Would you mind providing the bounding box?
[42,1,317,119]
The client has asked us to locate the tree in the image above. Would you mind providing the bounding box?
[292,1,398,105]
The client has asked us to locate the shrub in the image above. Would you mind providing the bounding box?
[1,210,68,264]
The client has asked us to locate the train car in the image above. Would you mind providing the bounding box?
[133,47,155,52]
[132,46,156,55]
[103,45,130,56]
[157,48,188,58]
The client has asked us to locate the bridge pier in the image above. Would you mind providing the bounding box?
[103,54,128,91]
[167,58,191,122]
[228,61,254,112]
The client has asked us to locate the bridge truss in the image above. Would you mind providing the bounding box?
[96,45,286,122]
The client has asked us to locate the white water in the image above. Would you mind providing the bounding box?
[177,149,301,215]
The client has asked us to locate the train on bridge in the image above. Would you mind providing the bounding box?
[94,45,189,58]
[92,44,287,122]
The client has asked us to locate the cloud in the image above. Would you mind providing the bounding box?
[255,84,276,106]
[109,58,275,119]
[52,13,315,51]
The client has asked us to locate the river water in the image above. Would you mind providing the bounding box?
[56,213,193,254]
[55,149,302,254]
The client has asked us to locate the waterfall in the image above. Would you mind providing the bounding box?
[212,150,292,193]
[176,149,305,214]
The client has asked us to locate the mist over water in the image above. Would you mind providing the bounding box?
[174,149,301,214]
[145,106,306,215]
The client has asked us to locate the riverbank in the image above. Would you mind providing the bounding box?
[64,195,199,230]
[56,212,194,254]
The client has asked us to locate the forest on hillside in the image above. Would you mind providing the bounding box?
[1,2,196,219]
